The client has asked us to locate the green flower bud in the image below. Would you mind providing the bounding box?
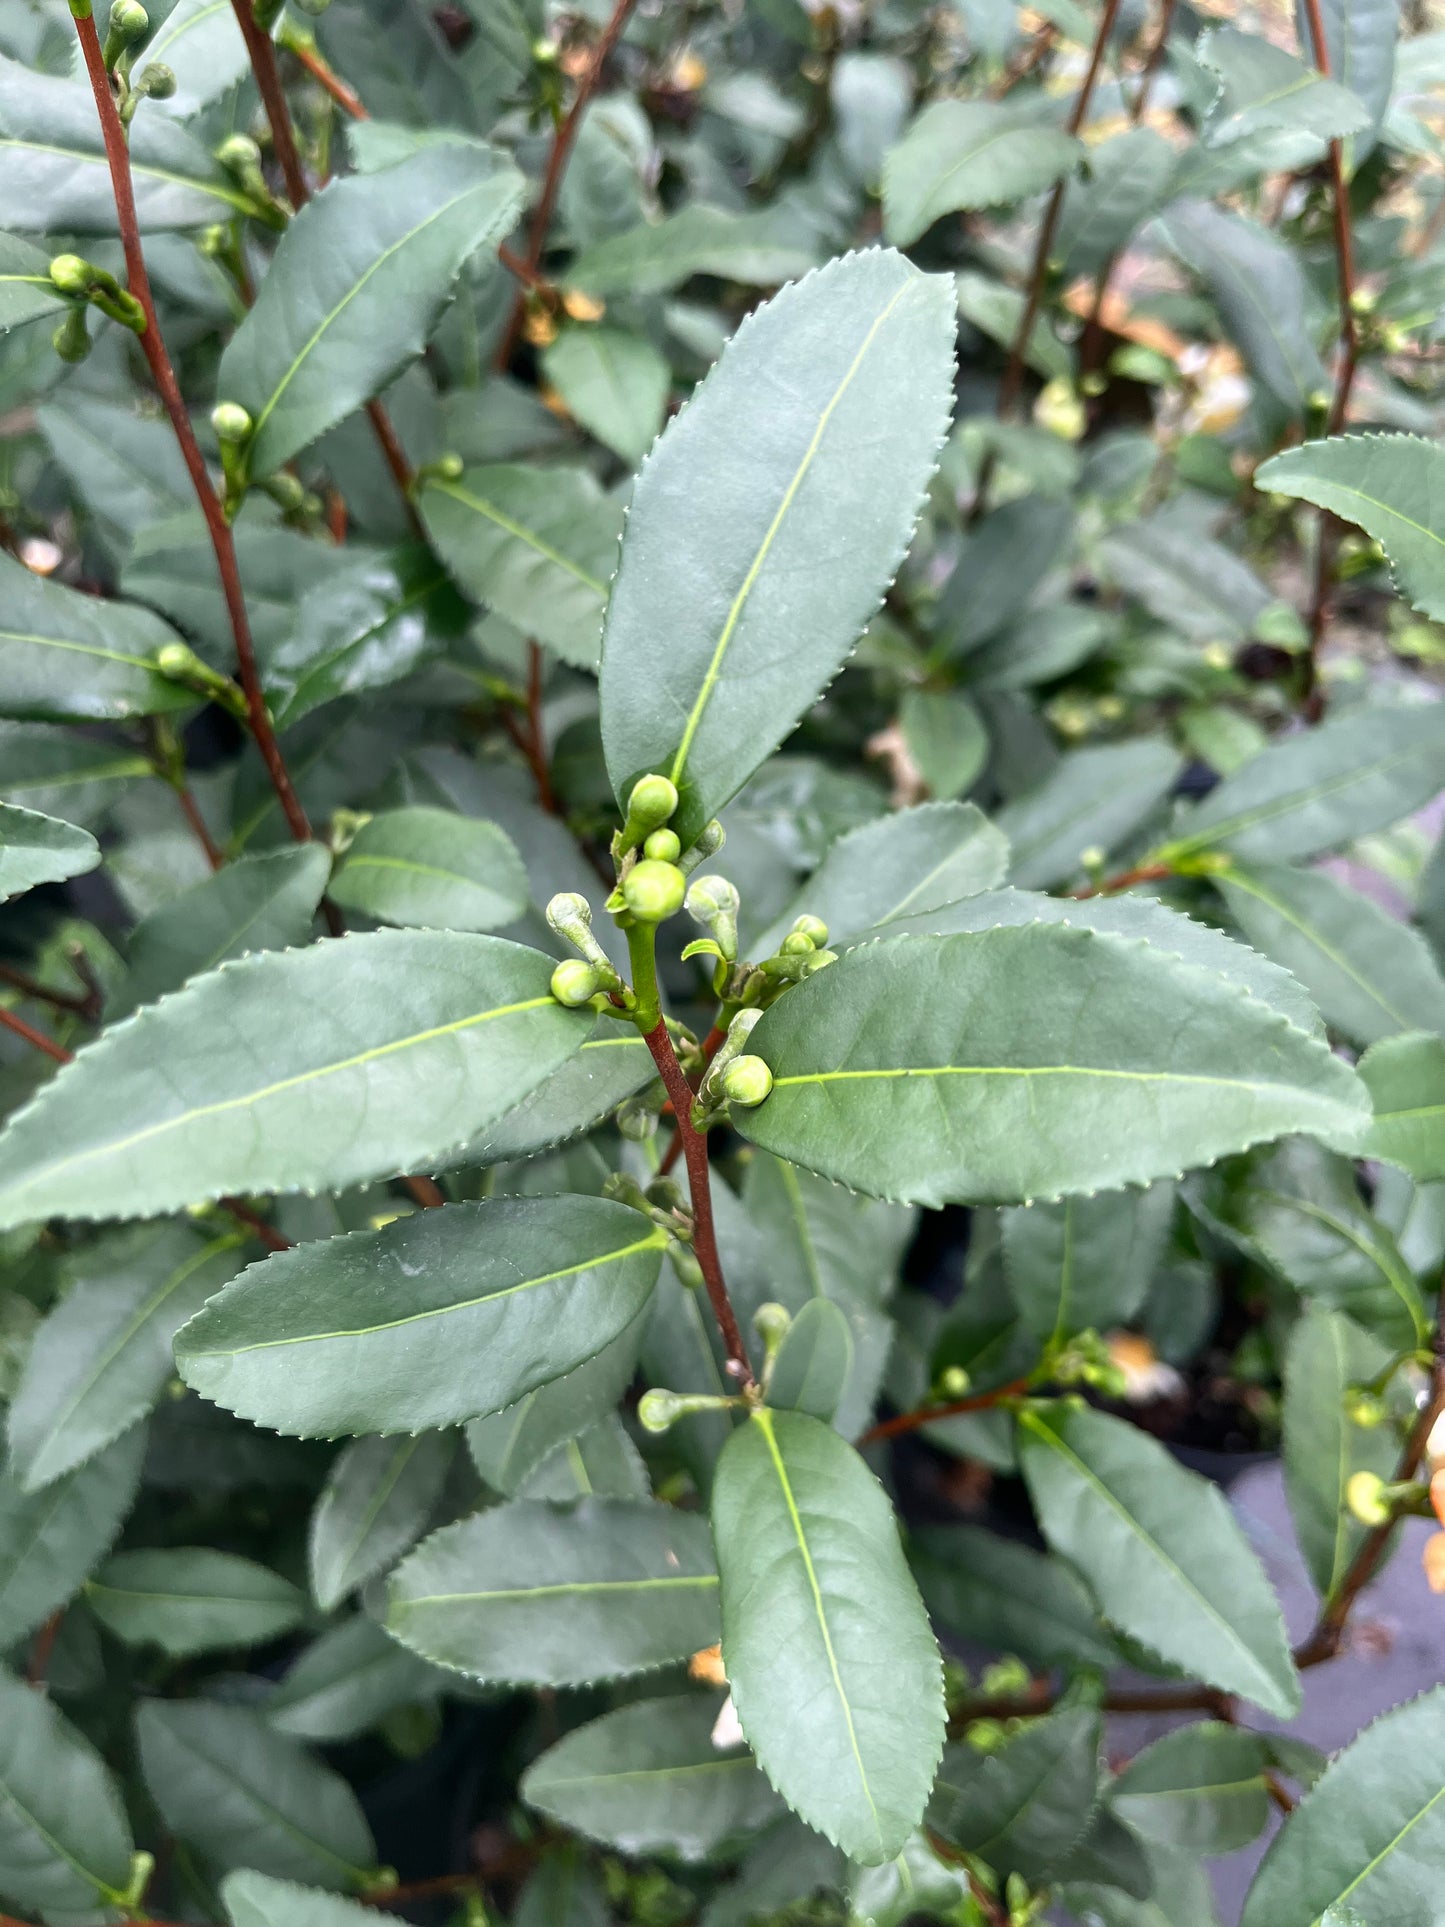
[156,641,203,680]
[48,253,93,297]
[780,931,816,955]
[616,772,679,855]
[614,1092,659,1140]
[134,61,176,97]
[678,818,725,876]
[638,1389,687,1434]
[216,133,263,175]
[754,1301,791,1357]
[1346,1471,1391,1527]
[670,1244,705,1291]
[1345,1387,1387,1429]
[684,873,740,961]
[938,1366,971,1398]
[790,914,829,947]
[550,959,600,1007]
[211,401,253,444]
[622,858,686,923]
[720,1055,772,1108]
[51,306,92,363]
[108,0,149,44]
[643,828,681,863]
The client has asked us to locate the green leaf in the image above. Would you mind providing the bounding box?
[1282,1306,1401,1598]
[911,1524,1119,1669]
[419,463,622,673]
[1057,128,1177,279]
[882,100,1081,246]
[1168,702,1445,862]
[138,0,252,118]
[448,1028,654,1169]
[0,723,152,824]
[514,1846,611,1927]
[1159,200,1326,419]
[736,925,1366,1207]
[1001,1183,1176,1343]
[0,56,250,233]
[269,548,471,728]
[115,845,333,1018]
[898,689,988,801]
[1217,860,1445,1047]
[522,1695,783,1861]
[224,1871,408,1927]
[331,807,528,933]
[0,1427,145,1647]
[1296,0,1397,163]
[1360,1031,1445,1179]
[1257,436,1445,619]
[387,1496,719,1684]
[7,1223,244,1491]
[86,1547,306,1656]
[219,145,524,479]
[0,931,592,1228]
[1199,26,1369,147]
[309,1431,452,1610]
[712,1407,943,1863]
[1111,1723,1271,1853]
[996,741,1180,890]
[928,1705,1102,1883]
[1098,515,1275,645]
[177,1195,665,1437]
[1017,1403,1300,1716]
[757,801,1009,953]
[567,204,820,297]
[1203,1139,1427,1348]
[464,1310,648,1494]
[266,1617,439,1744]
[0,1665,133,1911]
[137,1699,376,1889]
[599,250,955,846]
[0,801,99,898]
[934,498,1075,659]
[541,325,670,467]
[0,232,64,330]
[0,549,191,723]
[766,1299,854,1422]
[1240,1686,1445,1927]
[956,268,1072,382]
[517,1417,650,1501]
[38,394,192,553]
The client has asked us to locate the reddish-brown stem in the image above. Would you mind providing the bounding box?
[1069,860,1173,900]
[218,1197,291,1251]
[402,1173,446,1209]
[363,398,424,539]
[641,1019,755,1387]
[26,1612,62,1685]
[857,1378,1032,1447]
[0,962,91,1017]
[1265,1770,1298,1814]
[524,639,556,812]
[0,1004,69,1064]
[361,1875,482,1906]
[657,1021,727,1177]
[494,0,639,371]
[71,5,313,847]
[173,777,224,870]
[989,22,1056,99]
[291,35,368,121]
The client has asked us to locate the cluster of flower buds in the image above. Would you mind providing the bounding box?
[545,892,626,1010]
[693,1006,773,1126]
[47,254,146,364]
[94,1,176,125]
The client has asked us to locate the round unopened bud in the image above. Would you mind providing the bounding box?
[216,133,262,172]
[638,1389,686,1434]
[790,914,829,948]
[624,772,679,834]
[754,1301,791,1349]
[48,253,93,297]
[52,308,92,362]
[1345,1387,1387,1429]
[644,828,681,863]
[135,61,176,98]
[546,891,593,933]
[623,858,686,923]
[800,948,837,976]
[211,401,253,443]
[550,959,599,1007]
[110,0,150,43]
[720,1055,773,1108]
[156,641,202,679]
[938,1366,971,1398]
[1347,1471,1392,1527]
[780,931,816,955]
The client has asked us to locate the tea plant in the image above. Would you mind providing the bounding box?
[1,1,1445,1925]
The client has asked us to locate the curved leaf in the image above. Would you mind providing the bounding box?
[0,931,592,1228]
[0,1666,133,1911]
[540,325,670,467]
[387,1497,719,1683]
[177,1195,666,1436]
[0,549,190,723]
[1001,1183,1175,1343]
[1199,26,1369,147]
[1360,1030,1445,1179]
[309,1431,453,1610]
[712,1407,943,1864]
[224,1872,408,1927]
[265,1617,440,1743]
[0,801,99,898]
[0,233,64,331]
[86,1547,306,1656]
[882,100,1081,246]
[736,926,1367,1207]
[996,740,1180,890]
[0,1427,145,1647]
[911,1524,1119,1669]
[1111,1723,1271,1853]
[330,807,529,932]
[599,249,955,845]
[928,1704,1101,1883]
[765,1299,854,1422]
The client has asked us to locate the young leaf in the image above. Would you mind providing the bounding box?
[0,1665,134,1911]
[1217,860,1445,1047]
[599,250,955,845]
[711,1407,944,1864]
[218,145,524,478]
[1257,435,1445,619]
[1360,1031,1445,1179]
[309,1431,453,1610]
[115,845,333,1018]
[882,100,1082,246]
[1240,1686,1445,1927]
[86,1548,306,1656]
[7,1223,245,1490]
[136,1699,376,1889]
[756,802,1008,954]
[995,740,1180,890]
[0,801,99,898]
[177,1196,666,1437]
[0,232,65,331]
[1001,1183,1176,1343]
[911,1524,1119,1669]
[928,1704,1102,1883]
[765,1299,854,1423]
[1018,1403,1300,1716]
[0,1427,145,1647]
[419,463,622,672]
[1199,26,1369,147]
[521,1695,783,1861]
[265,1617,440,1744]
[387,1497,719,1684]
[1111,1723,1272,1853]
[224,1872,408,1927]
[1168,702,1445,862]
[330,807,529,933]
[1282,1307,1401,1598]
[0,549,190,723]
[541,326,670,467]
[0,931,593,1227]
[735,926,1367,1207]
[898,688,988,801]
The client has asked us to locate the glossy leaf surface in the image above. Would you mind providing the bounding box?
[0,801,99,898]
[330,807,529,932]
[0,1666,133,1911]
[87,1547,306,1655]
